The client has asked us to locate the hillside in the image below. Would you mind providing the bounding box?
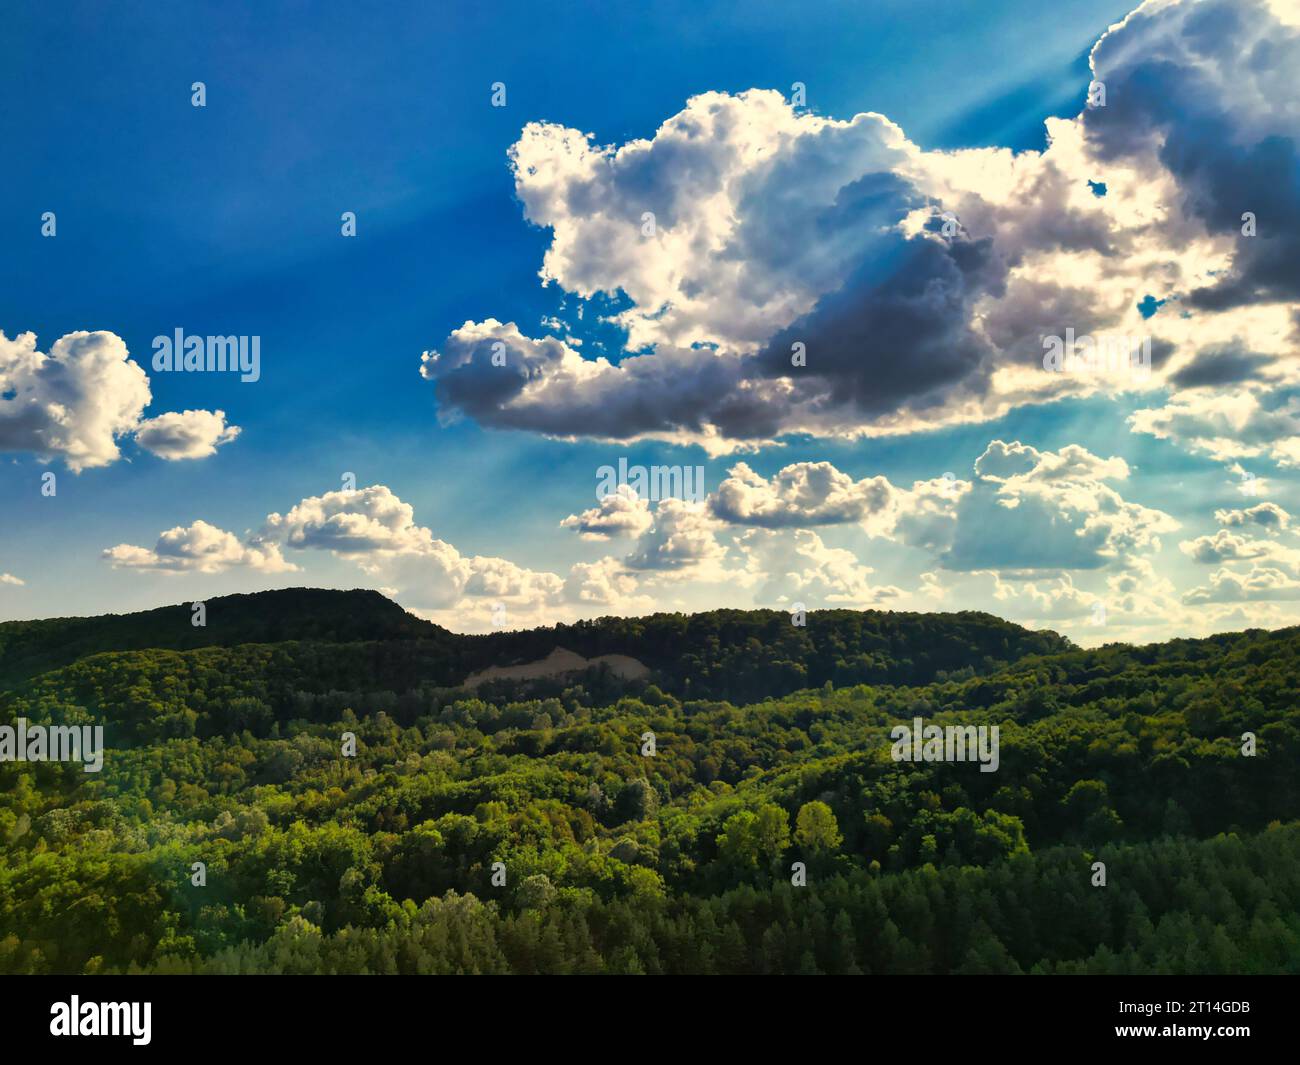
[0,588,1075,703]
[0,588,443,685]
[462,647,652,689]
[1,589,1297,974]
[462,606,1075,703]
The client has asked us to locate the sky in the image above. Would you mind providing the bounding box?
[3,0,1300,646]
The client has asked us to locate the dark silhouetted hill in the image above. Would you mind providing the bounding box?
[0,588,442,684]
[0,588,1075,703]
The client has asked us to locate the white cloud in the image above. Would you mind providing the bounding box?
[112,483,658,630]
[1129,389,1300,467]
[509,93,918,355]
[560,484,653,540]
[265,485,434,555]
[1215,501,1291,531]
[998,574,1100,623]
[563,556,653,610]
[709,461,898,531]
[1184,564,1300,604]
[973,440,1130,484]
[103,520,296,574]
[463,555,564,601]
[134,409,240,461]
[624,498,729,575]
[0,330,238,471]
[1180,530,1300,570]
[740,528,901,608]
[892,440,1177,572]
[1,330,149,472]
[1104,556,1181,619]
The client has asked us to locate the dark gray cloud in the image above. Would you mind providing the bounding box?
[756,226,1006,419]
[1084,0,1300,310]
[1169,342,1274,389]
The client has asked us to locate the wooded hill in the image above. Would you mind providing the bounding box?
[0,587,1074,700]
[2,589,1296,974]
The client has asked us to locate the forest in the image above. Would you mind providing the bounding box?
[1,589,1297,974]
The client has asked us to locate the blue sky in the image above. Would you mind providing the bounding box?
[4,0,1299,645]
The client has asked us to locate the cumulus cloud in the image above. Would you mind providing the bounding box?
[419,0,1300,457]
[1129,387,1300,466]
[352,537,475,611]
[890,475,969,555]
[1179,530,1300,592]
[691,441,1176,577]
[1083,0,1300,312]
[560,484,653,540]
[1167,343,1277,390]
[463,555,564,601]
[624,498,729,575]
[265,485,434,555]
[510,95,920,355]
[563,556,654,610]
[0,573,24,586]
[262,485,561,613]
[103,520,296,574]
[972,440,1131,486]
[134,409,240,461]
[111,483,662,630]
[896,440,1177,572]
[709,461,898,531]
[1215,501,1291,530]
[95,431,1227,640]
[1184,564,1300,604]
[420,98,1013,446]
[1181,530,1282,564]
[420,318,781,449]
[1,330,149,471]
[911,553,1191,640]
[740,528,902,607]
[1091,0,1300,473]
[998,574,1100,623]
[0,330,239,470]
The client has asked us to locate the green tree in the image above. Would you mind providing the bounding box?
[795,802,842,853]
